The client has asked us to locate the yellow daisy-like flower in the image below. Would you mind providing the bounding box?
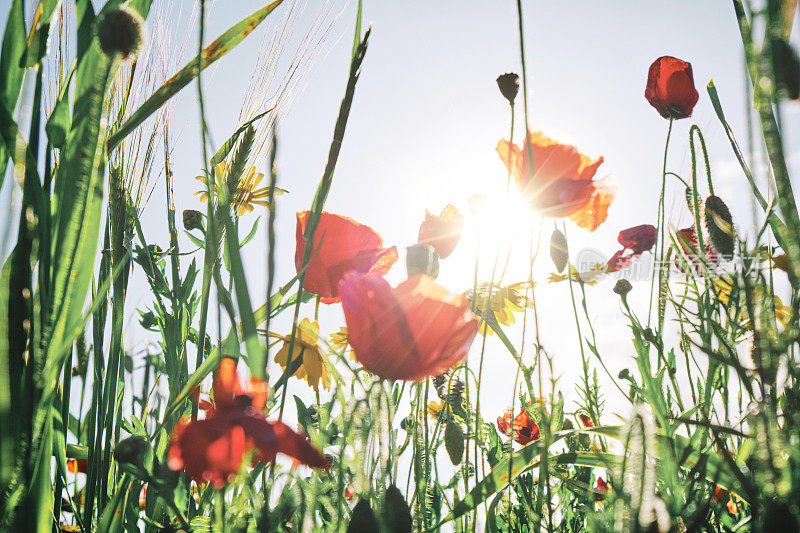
[466,281,533,336]
[329,327,355,361]
[274,319,331,391]
[714,277,789,330]
[195,161,288,216]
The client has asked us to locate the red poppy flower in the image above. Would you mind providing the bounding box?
[618,224,656,255]
[497,408,513,436]
[67,458,88,474]
[295,211,398,304]
[168,359,329,488]
[418,205,464,259]
[607,224,657,273]
[596,477,609,492]
[676,226,720,274]
[578,413,594,428]
[645,56,700,119]
[340,272,479,381]
[496,404,540,445]
[497,130,615,231]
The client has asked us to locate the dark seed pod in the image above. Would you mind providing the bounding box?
[347,499,379,533]
[183,209,203,231]
[114,435,147,466]
[704,195,735,259]
[613,279,632,296]
[771,37,800,100]
[445,420,464,465]
[550,229,568,273]
[406,243,439,278]
[381,485,413,533]
[496,73,520,104]
[96,7,144,59]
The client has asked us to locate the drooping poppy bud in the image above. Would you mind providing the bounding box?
[645,56,700,119]
[578,413,594,428]
[496,72,520,104]
[340,272,479,381]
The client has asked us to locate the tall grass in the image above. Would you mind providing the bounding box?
[1,0,800,532]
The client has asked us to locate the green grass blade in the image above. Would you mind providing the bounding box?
[0,0,27,189]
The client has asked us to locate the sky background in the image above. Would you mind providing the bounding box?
[1,0,798,463]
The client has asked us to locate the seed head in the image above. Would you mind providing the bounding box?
[183,209,203,231]
[496,73,520,104]
[613,278,632,296]
[96,7,144,59]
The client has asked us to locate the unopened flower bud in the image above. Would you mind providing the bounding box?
[114,435,147,466]
[183,209,203,231]
[406,244,439,278]
[496,73,520,104]
[613,278,632,296]
[618,368,630,380]
[96,7,144,59]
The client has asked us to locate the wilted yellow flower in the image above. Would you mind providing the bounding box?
[714,277,789,329]
[548,265,601,285]
[428,400,445,419]
[274,319,330,391]
[195,161,288,216]
[466,281,533,335]
[768,252,790,275]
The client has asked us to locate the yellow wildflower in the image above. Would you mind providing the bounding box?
[195,161,288,216]
[466,281,533,336]
[329,327,355,360]
[428,401,445,419]
[274,319,330,391]
[714,277,789,329]
[547,265,601,285]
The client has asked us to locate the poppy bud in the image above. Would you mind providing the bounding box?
[613,279,632,296]
[771,37,800,101]
[406,244,439,278]
[347,500,379,532]
[96,7,145,59]
[183,209,203,231]
[645,56,699,119]
[496,73,520,104]
[643,327,657,344]
[381,485,413,532]
[618,368,630,380]
[114,435,147,466]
